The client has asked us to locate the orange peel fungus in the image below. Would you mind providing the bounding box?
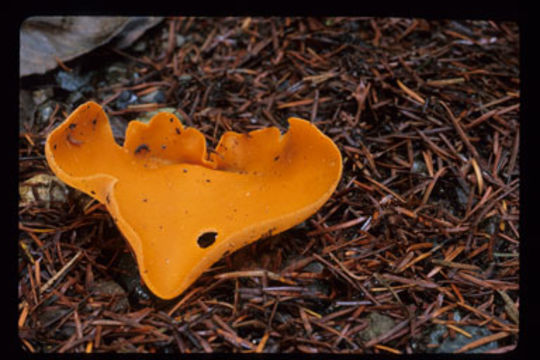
[45,101,342,299]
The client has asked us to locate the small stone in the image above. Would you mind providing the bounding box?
[434,325,499,353]
[411,159,427,174]
[455,187,469,207]
[132,41,147,52]
[304,261,324,274]
[115,90,138,109]
[307,279,330,297]
[358,312,396,343]
[93,280,126,296]
[38,104,54,124]
[176,34,186,47]
[140,90,166,104]
[66,91,84,105]
[19,174,68,207]
[32,88,54,105]
[92,280,129,312]
[106,63,128,77]
[55,70,91,92]
[481,216,498,235]
[177,74,192,82]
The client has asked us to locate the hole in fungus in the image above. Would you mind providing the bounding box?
[197,232,217,248]
[134,144,150,154]
[67,134,83,146]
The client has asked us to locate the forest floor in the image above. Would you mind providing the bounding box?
[18,17,519,353]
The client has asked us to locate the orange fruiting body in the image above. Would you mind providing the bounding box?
[45,101,342,299]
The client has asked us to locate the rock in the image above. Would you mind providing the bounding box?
[132,41,147,52]
[307,279,330,297]
[105,63,129,83]
[93,280,126,296]
[19,174,69,207]
[92,280,129,312]
[37,103,54,124]
[55,69,92,91]
[110,117,128,144]
[304,261,324,274]
[358,312,396,343]
[33,88,54,105]
[176,34,186,47]
[411,159,427,174]
[429,324,499,353]
[177,74,192,82]
[66,91,85,106]
[455,187,469,207]
[115,90,138,109]
[139,90,166,104]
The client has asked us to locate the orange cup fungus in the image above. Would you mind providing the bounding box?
[45,101,342,299]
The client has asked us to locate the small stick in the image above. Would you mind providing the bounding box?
[454,332,510,353]
[440,100,482,166]
[215,270,296,285]
[364,176,406,203]
[19,250,83,311]
[39,250,83,295]
[397,79,425,104]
